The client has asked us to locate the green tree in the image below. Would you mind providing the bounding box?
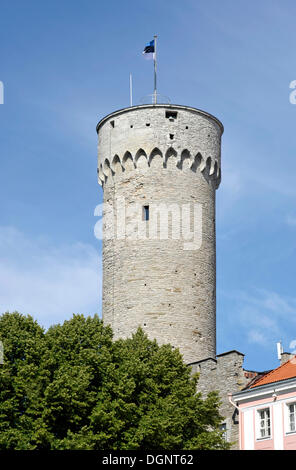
[0,312,230,450]
[0,312,47,449]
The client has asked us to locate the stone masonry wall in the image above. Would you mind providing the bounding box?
[190,351,255,449]
[97,105,223,364]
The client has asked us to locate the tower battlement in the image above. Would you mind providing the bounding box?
[97,105,223,189]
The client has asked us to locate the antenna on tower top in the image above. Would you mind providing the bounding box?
[277,341,283,360]
[129,73,133,107]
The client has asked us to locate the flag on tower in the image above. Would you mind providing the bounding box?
[142,36,158,104]
[143,39,155,59]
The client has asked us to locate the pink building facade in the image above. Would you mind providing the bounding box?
[231,358,296,450]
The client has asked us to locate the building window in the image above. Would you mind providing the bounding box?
[143,205,149,221]
[165,111,178,119]
[257,408,271,439]
[220,423,228,442]
[287,402,296,433]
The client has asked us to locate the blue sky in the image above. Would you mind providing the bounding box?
[1,0,296,371]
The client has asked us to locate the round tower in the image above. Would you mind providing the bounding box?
[96,104,223,364]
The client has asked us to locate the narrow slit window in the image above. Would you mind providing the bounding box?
[170,134,174,140]
[143,205,149,221]
[110,120,115,128]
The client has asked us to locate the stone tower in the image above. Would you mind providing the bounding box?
[96,104,223,364]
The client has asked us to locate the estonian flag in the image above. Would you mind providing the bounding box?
[143,40,155,60]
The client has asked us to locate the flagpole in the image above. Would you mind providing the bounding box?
[153,35,157,104]
[130,73,133,107]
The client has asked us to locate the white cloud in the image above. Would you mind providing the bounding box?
[0,227,101,329]
[286,215,296,227]
[260,290,296,315]
[220,288,296,351]
[237,289,296,318]
[247,329,268,346]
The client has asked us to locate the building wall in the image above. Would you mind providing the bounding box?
[97,105,223,364]
[239,389,296,450]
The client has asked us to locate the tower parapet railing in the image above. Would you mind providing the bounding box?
[139,94,171,105]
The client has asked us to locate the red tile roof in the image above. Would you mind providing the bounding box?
[250,356,296,388]
[244,371,272,389]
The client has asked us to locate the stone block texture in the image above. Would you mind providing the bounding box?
[96,104,223,365]
[190,351,254,449]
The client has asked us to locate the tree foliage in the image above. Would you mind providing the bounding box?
[0,312,230,450]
